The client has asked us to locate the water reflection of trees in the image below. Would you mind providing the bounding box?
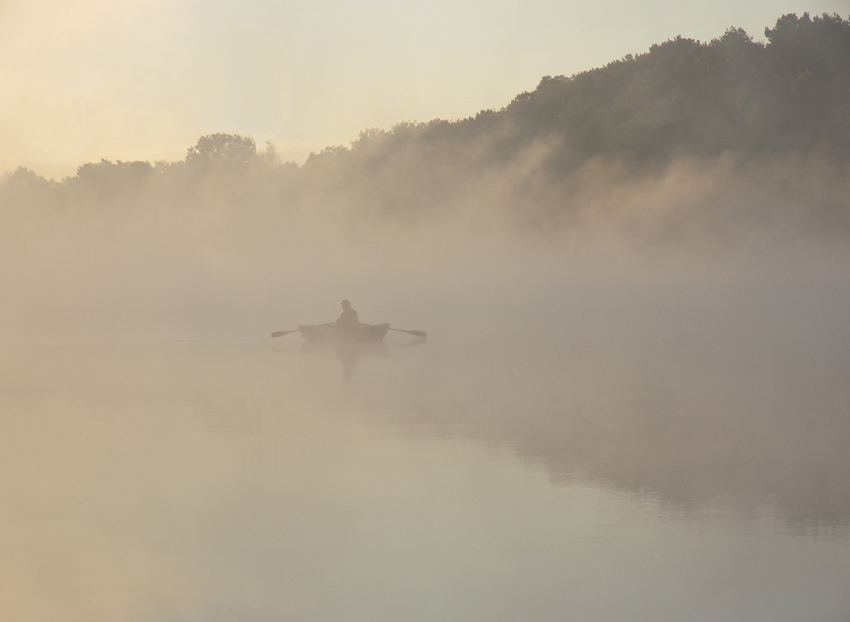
[391,307,850,532]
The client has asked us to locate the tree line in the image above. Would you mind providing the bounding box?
[2,13,849,229]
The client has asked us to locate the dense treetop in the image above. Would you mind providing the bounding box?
[335,12,849,173]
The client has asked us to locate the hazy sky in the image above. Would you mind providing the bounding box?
[1,0,846,178]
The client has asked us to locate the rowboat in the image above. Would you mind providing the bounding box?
[271,324,424,341]
[298,323,390,343]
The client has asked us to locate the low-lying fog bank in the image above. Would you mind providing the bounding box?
[2,141,849,534]
[1,148,848,343]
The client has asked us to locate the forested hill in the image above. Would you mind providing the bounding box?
[502,13,849,162]
[322,12,850,173]
[3,12,850,234]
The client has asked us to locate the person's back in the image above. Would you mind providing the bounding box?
[336,300,359,331]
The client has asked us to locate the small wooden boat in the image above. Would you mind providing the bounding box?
[271,324,423,341]
[298,323,390,343]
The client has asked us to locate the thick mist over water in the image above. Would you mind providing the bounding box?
[2,146,850,621]
[3,148,850,522]
[4,12,850,619]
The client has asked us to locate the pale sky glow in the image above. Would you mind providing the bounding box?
[1,0,847,178]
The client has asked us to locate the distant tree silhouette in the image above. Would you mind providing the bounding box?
[73,159,154,186]
[3,167,54,191]
[62,159,157,208]
[185,133,258,172]
[0,167,57,209]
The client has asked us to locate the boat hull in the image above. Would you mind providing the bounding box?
[298,323,390,343]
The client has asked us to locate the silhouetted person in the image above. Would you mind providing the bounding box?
[335,300,360,331]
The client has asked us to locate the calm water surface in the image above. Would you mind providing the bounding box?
[2,308,849,621]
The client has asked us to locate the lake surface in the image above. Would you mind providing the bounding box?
[2,286,850,622]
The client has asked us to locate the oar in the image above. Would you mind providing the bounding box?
[388,327,427,338]
[271,328,300,338]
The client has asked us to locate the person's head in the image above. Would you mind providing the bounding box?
[341,299,351,309]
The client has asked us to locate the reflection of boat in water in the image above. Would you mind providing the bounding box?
[301,336,390,357]
[301,331,390,381]
[298,323,390,344]
[271,321,424,381]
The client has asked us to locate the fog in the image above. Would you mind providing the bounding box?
[2,136,850,620]
[4,13,850,617]
[3,143,849,521]
[2,145,848,342]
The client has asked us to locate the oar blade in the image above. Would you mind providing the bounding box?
[388,327,427,338]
